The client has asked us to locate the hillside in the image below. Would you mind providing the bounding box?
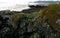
[0,4,60,38]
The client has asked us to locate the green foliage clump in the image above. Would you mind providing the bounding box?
[40,4,60,29]
[25,13,40,20]
[40,4,60,38]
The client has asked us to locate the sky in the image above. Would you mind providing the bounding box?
[41,0,60,1]
[0,0,38,10]
[0,0,38,6]
[0,0,60,11]
[0,0,60,7]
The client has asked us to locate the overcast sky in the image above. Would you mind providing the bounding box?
[0,0,38,11]
[0,0,60,7]
[0,0,39,8]
[0,0,60,11]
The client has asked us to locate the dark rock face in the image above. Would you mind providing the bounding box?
[29,5,47,9]
[0,11,59,38]
[21,5,47,13]
[0,15,12,38]
[0,15,56,38]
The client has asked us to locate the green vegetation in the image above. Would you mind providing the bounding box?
[0,4,60,38]
[40,4,60,29]
[40,4,60,38]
